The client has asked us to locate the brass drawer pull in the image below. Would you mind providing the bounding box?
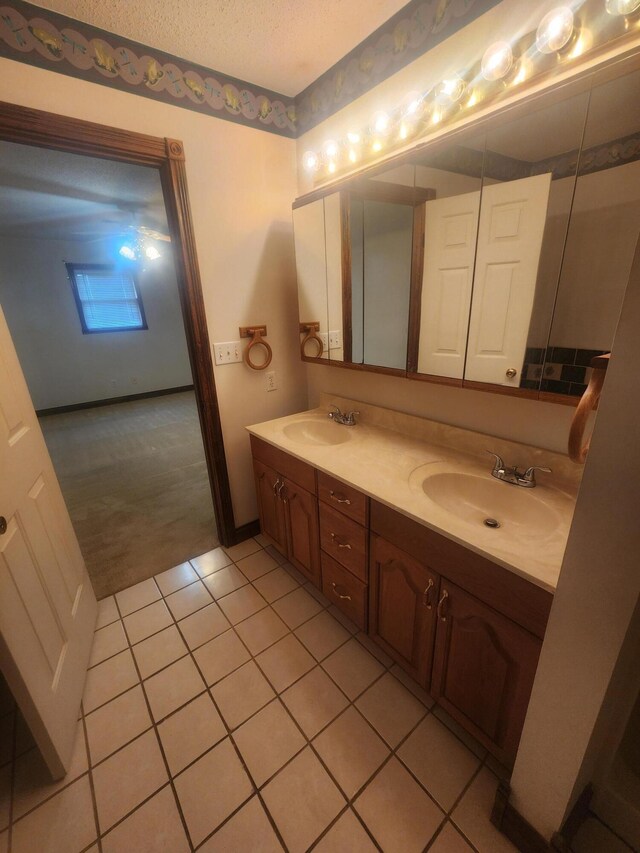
[330,533,352,550]
[437,589,449,622]
[329,490,351,505]
[423,578,434,609]
[272,478,281,496]
[331,582,352,601]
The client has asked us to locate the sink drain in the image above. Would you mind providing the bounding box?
[484,518,501,529]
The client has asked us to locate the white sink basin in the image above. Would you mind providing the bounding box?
[410,464,561,539]
[282,419,352,446]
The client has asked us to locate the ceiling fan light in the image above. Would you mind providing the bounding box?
[119,244,136,260]
[145,245,161,260]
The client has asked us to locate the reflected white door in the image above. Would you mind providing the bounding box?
[0,305,96,779]
[465,173,551,386]
[418,191,481,378]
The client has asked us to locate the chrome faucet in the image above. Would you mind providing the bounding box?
[486,451,551,488]
[327,405,360,426]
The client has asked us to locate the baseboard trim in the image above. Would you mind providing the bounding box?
[492,780,551,852]
[234,520,261,544]
[36,385,195,416]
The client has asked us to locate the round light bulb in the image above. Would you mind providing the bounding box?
[348,148,358,164]
[372,111,390,134]
[399,123,409,140]
[481,41,514,81]
[536,7,575,54]
[436,77,466,104]
[323,140,339,158]
[605,0,640,13]
[347,131,360,144]
[371,140,383,152]
[145,246,161,260]
[302,150,319,172]
[327,160,337,174]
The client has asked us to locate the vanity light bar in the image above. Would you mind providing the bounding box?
[302,0,640,179]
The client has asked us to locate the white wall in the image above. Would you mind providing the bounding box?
[0,234,192,410]
[0,57,307,527]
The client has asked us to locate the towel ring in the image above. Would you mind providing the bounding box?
[568,353,610,463]
[240,325,272,371]
[299,322,324,359]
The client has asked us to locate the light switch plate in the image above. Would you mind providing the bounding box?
[329,330,342,350]
[213,341,242,365]
[266,371,277,391]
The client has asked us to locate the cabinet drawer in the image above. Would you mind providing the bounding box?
[319,503,367,582]
[321,553,367,631]
[317,471,368,525]
[250,436,315,493]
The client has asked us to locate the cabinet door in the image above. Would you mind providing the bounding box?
[282,478,321,586]
[369,535,438,685]
[253,460,286,553]
[431,580,542,764]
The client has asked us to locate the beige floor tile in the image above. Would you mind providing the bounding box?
[237,550,279,582]
[218,585,267,624]
[303,582,331,608]
[390,664,435,708]
[272,587,324,629]
[101,785,190,853]
[281,667,349,738]
[327,605,359,634]
[203,565,249,599]
[83,649,139,713]
[354,757,444,853]
[174,738,253,846]
[295,611,351,661]
[12,723,88,819]
[322,639,385,700]
[398,715,481,811]
[430,822,475,852]
[199,796,283,852]
[155,561,199,596]
[281,561,308,585]
[262,747,346,853]
[313,707,390,798]
[211,660,276,729]
[165,580,213,621]
[144,655,205,721]
[314,809,378,852]
[356,632,393,667]
[123,600,173,645]
[451,768,518,853]
[178,602,230,650]
[116,578,161,617]
[158,693,226,776]
[233,700,306,786]
[85,685,151,765]
[190,547,233,578]
[194,629,250,685]
[235,607,289,655]
[224,538,262,562]
[96,596,119,630]
[254,533,271,547]
[265,544,288,564]
[257,634,315,693]
[133,625,188,679]
[11,776,96,853]
[253,567,299,603]
[433,706,488,759]
[89,620,128,668]
[356,672,427,748]
[93,730,168,833]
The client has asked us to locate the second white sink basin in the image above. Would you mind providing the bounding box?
[282,419,352,446]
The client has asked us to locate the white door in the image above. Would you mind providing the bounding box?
[465,173,551,386]
[418,191,481,378]
[0,305,96,779]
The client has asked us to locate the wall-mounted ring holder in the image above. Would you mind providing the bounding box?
[299,322,324,358]
[568,353,610,463]
[239,325,272,370]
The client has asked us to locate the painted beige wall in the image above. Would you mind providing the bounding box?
[0,57,307,527]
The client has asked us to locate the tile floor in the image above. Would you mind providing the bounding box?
[0,536,523,853]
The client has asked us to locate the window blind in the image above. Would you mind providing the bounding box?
[69,266,146,333]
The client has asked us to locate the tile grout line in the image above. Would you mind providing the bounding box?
[80,712,104,853]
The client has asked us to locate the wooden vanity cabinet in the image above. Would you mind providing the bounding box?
[250,437,320,585]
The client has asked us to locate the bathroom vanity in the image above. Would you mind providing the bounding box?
[248,397,579,766]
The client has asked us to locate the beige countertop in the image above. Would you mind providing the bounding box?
[247,394,581,593]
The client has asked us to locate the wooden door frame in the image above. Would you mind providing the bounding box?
[0,100,239,547]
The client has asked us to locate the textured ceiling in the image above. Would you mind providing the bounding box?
[30,0,411,97]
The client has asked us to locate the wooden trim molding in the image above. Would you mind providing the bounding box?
[0,100,238,547]
[36,385,195,417]
[491,780,551,853]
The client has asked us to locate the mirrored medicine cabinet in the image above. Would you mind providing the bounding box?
[292,65,640,404]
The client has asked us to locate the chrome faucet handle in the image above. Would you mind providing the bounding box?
[522,465,552,482]
[328,404,342,420]
[485,450,505,472]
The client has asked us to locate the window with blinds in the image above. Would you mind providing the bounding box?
[66,263,148,334]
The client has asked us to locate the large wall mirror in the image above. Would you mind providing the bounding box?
[292,65,640,403]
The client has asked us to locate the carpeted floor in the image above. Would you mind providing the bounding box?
[39,391,219,599]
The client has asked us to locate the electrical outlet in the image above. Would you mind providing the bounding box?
[213,341,242,365]
[266,371,277,391]
[329,330,342,350]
